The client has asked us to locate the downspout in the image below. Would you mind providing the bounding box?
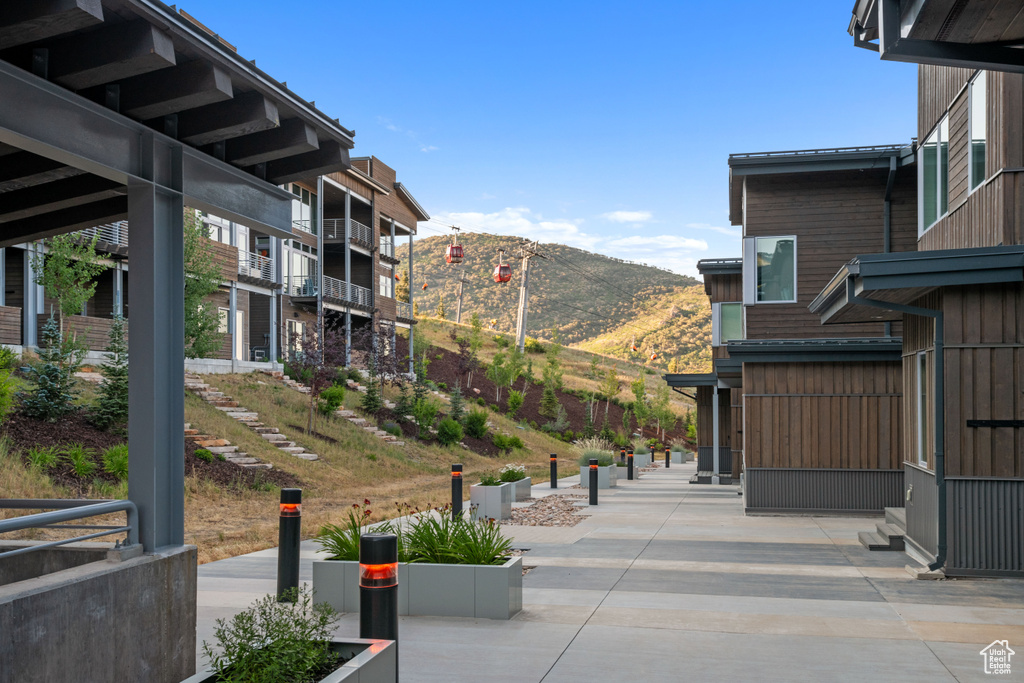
[883,155,896,338]
[847,278,946,572]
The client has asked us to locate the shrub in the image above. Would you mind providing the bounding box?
[194,448,214,463]
[529,420,539,430]
[577,450,614,467]
[436,417,464,446]
[202,586,339,683]
[478,473,502,486]
[493,433,524,453]
[539,384,558,419]
[493,335,509,348]
[499,463,526,483]
[393,384,413,422]
[382,421,402,437]
[411,397,440,438]
[62,443,97,478]
[545,404,569,433]
[448,384,466,424]
[476,397,486,406]
[563,430,574,441]
[523,337,544,354]
[0,346,18,370]
[506,389,524,418]
[102,444,129,480]
[19,316,84,422]
[318,385,346,415]
[25,445,59,470]
[0,368,14,423]
[464,410,489,439]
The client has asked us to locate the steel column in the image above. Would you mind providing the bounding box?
[712,385,721,482]
[127,160,185,552]
[408,230,414,375]
[22,243,40,348]
[344,190,352,366]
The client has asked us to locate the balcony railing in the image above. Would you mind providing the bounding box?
[292,219,314,235]
[76,221,129,247]
[322,274,345,301]
[380,235,394,259]
[321,274,372,307]
[285,276,318,298]
[238,251,274,281]
[396,301,412,319]
[323,218,373,246]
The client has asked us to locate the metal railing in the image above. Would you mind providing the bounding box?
[286,276,318,297]
[238,250,274,280]
[0,499,139,558]
[75,221,129,247]
[323,218,373,246]
[321,275,372,307]
[396,301,412,319]
[322,274,346,301]
[350,283,371,307]
[292,219,314,235]
[380,235,394,259]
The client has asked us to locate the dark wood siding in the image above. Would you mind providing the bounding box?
[706,272,741,303]
[918,64,973,139]
[731,387,743,478]
[0,306,20,345]
[743,170,913,339]
[4,247,23,310]
[743,361,903,470]
[203,237,238,282]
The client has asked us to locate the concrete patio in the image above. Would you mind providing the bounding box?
[196,463,1024,682]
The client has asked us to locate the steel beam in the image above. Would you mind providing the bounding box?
[0,152,81,192]
[264,140,350,185]
[0,174,123,222]
[0,195,127,248]
[127,166,185,552]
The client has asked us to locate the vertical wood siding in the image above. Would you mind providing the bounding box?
[707,273,741,303]
[731,387,743,478]
[743,361,902,470]
[918,64,973,140]
[905,464,938,559]
[0,306,20,344]
[949,478,1024,576]
[743,170,913,339]
[745,468,904,513]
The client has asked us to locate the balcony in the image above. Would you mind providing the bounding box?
[380,235,400,264]
[321,274,372,309]
[396,301,413,320]
[238,250,275,285]
[74,221,129,255]
[323,218,374,249]
[292,219,314,235]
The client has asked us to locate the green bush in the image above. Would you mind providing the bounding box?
[412,397,440,438]
[476,397,486,406]
[25,445,59,470]
[0,346,18,370]
[19,316,84,422]
[464,410,489,439]
[499,463,526,482]
[436,381,448,391]
[382,421,402,437]
[318,385,346,415]
[529,420,539,430]
[577,450,614,467]
[202,586,339,683]
[102,444,129,480]
[563,430,574,441]
[506,389,524,418]
[492,433,524,453]
[62,443,96,478]
[493,335,509,348]
[523,337,545,354]
[195,448,214,463]
[478,473,502,486]
[436,417,464,446]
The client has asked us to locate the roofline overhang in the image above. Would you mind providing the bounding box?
[811,246,1024,324]
[394,182,430,222]
[726,337,903,363]
[697,257,742,276]
[663,372,718,388]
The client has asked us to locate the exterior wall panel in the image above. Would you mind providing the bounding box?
[745,468,904,513]
[948,478,1024,576]
[905,464,938,560]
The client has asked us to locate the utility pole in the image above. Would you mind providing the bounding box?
[455,269,466,324]
[514,241,544,352]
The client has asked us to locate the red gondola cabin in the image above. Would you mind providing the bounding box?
[493,264,512,283]
[445,244,464,264]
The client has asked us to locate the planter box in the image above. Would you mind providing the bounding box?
[312,556,522,620]
[182,639,397,682]
[579,464,617,489]
[632,452,652,468]
[509,476,532,501]
[470,482,512,521]
[671,451,685,464]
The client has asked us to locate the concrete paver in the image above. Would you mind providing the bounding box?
[194,464,1024,682]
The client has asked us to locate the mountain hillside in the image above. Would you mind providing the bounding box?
[397,233,709,371]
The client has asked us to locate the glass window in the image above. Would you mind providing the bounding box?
[720,303,743,342]
[755,236,796,303]
[917,352,929,466]
[288,183,317,235]
[970,73,987,191]
[218,307,229,334]
[920,115,949,232]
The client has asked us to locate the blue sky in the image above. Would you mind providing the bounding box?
[195,1,917,277]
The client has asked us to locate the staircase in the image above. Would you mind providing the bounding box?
[858,507,906,551]
[184,422,271,470]
[185,373,319,462]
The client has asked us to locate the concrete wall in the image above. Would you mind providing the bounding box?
[0,545,197,683]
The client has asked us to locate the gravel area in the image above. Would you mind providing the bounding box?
[505,493,589,527]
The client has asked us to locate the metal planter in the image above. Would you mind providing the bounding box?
[579,464,617,489]
[182,639,397,682]
[470,482,512,521]
[509,476,532,501]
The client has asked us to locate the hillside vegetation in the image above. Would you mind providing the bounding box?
[397,233,707,370]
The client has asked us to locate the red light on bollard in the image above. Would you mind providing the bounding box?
[451,470,462,478]
[280,502,301,517]
[360,562,398,588]
[590,463,598,470]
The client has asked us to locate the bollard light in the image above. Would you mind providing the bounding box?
[589,458,598,506]
[360,533,399,646]
[619,447,626,466]
[451,464,463,521]
[277,488,301,601]
[627,450,634,481]
[665,447,671,469]
[550,454,558,489]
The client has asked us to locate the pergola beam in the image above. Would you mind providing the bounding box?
[0,0,104,51]
[175,91,279,146]
[264,139,350,185]
[114,60,234,120]
[224,118,319,167]
[0,174,123,222]
[0,195,127,247]
[46,20,177,90]
[0,152,82,191]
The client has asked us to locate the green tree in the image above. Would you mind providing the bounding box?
[622,407,632,435]
[435,293,447,320]
[32,233,107,337]
[19,316,84,422]
[396,268,410,303]
[360,359,384,415]
[183,209,224,358]
[600,367,620,419]
[582,394,596,438]
[630,377,652,437]
[486,348,524,402]
[539,383,558,419]
[448,383,466,424]
[92,314,128,431]
[506,389,524,418]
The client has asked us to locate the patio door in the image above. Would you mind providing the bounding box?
[235,310,245,361]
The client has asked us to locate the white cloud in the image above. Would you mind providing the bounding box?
[432,207,601,251]
[686,222,741,237]
[602,210,653,223]
[420,145,439,153]
[606,235,708,251]
[604,234,708,278]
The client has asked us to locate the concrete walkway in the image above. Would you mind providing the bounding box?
[196,463,1024,682]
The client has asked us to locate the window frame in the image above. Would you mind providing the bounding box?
[918,114,949,235]
[711,302,744,346]
[916,351,930,467]
[968,71,988,194]
[742,235,798,305]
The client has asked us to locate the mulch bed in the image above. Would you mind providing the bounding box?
[3,409,299,494]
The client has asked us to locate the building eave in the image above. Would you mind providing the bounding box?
[726,337,903,363]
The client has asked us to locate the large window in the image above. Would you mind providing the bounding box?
[712,302,744,346]
[287,320,305,355]
[743,236,796,304]
[920,115,949,232]
[970,72,987,192]
[916,351,929,467]
[288,183,317,235]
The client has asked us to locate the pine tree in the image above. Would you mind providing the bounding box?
[393,384,413,422]
[435,293,447,320]
[92,314,128,431]
[539,382,558,419]
[19,316,84,422]
[600,418,615,442]
[360,359,384,414]
[448,383,466,424]
[582,399,595,438]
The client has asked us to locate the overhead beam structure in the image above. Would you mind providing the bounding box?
[0,0,104,51]
[174,91,279,146]
[224,118,318,167]
[115,60,234,120]
[44,20,177,90]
